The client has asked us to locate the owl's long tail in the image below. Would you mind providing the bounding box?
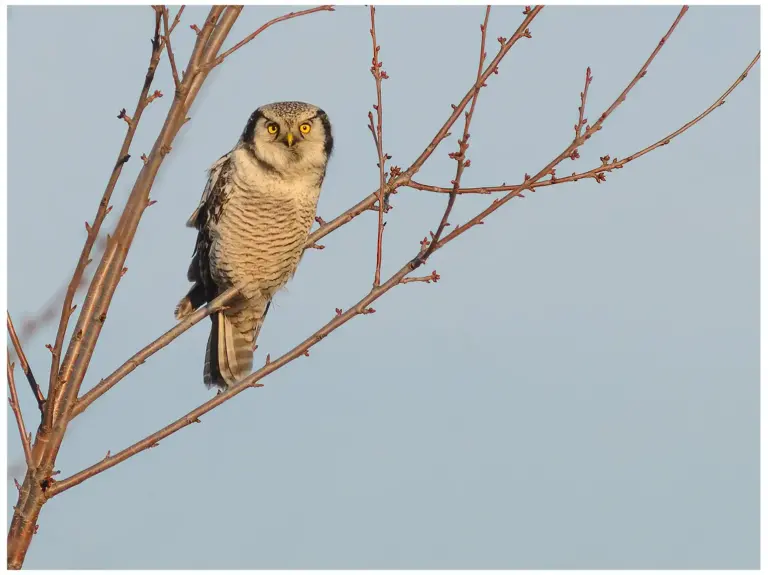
[203,302,270,390]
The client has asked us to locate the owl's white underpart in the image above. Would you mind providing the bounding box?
[175,101,334,390]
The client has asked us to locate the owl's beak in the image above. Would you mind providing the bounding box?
[284,132,295,147]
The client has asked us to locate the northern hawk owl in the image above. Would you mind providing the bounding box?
[175,101,334,389]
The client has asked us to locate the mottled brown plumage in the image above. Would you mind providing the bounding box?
[176,102,333,389]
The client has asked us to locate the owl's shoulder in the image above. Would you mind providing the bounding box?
[186,152,235,229]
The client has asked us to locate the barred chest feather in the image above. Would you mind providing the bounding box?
[208,148,324,298]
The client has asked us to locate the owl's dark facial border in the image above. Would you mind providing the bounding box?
[241,109,265,144]
[316,109,334,160]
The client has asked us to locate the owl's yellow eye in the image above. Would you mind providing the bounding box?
[266,123,279,135]
[299,123,312,135]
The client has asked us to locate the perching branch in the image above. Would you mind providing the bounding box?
[70,291,237,419]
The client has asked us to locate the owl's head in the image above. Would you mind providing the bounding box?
[240,101,333,174]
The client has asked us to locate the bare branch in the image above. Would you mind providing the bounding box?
[305,6,545,250]
[574,67,592,141]
[44,8,165,434]
[159,5,185,48]
[7,313,44,414]
[369,6,388,287]
[417,5,492,264]
[70,290,237,420]
[402,6,543,183]
[7,353,33,469]
[435,6,691,252]
[212,6,335,67]
[401,271,441,285]
[162,7,182,92]
[412,47,757,199]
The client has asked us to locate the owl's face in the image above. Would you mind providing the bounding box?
[241,101,333,174]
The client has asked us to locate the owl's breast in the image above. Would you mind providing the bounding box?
[208,173,320,298]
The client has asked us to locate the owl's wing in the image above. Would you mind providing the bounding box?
[186,153,231,229]
[181,153,233,313]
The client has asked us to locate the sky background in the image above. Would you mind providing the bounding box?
[7,5,760,569]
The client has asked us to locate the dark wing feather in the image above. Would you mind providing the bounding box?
[175,154,232,318]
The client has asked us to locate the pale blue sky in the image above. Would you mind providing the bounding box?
[7,5,759,569]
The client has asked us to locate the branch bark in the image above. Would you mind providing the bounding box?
[7,353,33,469]
[7,313,45,414]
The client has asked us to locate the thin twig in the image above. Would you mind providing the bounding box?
[7,352,33,469]
[161,5,185,44]
[410,45,758,197]
[212,5,335,67]
[401,271,441,284]
[162,7,182,92]
[435,6,691,252]
[369,6,388,287]
[574,67,592,140]
[7,313,44,414]
[417,5,492,264]
[304,6,545,251]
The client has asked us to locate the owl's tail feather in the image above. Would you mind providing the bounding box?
[203,311,257,390]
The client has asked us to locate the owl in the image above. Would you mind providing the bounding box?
[175,101,334,390]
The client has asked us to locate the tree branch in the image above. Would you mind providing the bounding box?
[368,6,388,287]
[7,353,33,470]
[44,8,165,435]
[162,6,182,92]
[417,5,491,264]
[7,313,45,414]
[70,290,237,419]
[435,6,691,252]
[211,5,335,67]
